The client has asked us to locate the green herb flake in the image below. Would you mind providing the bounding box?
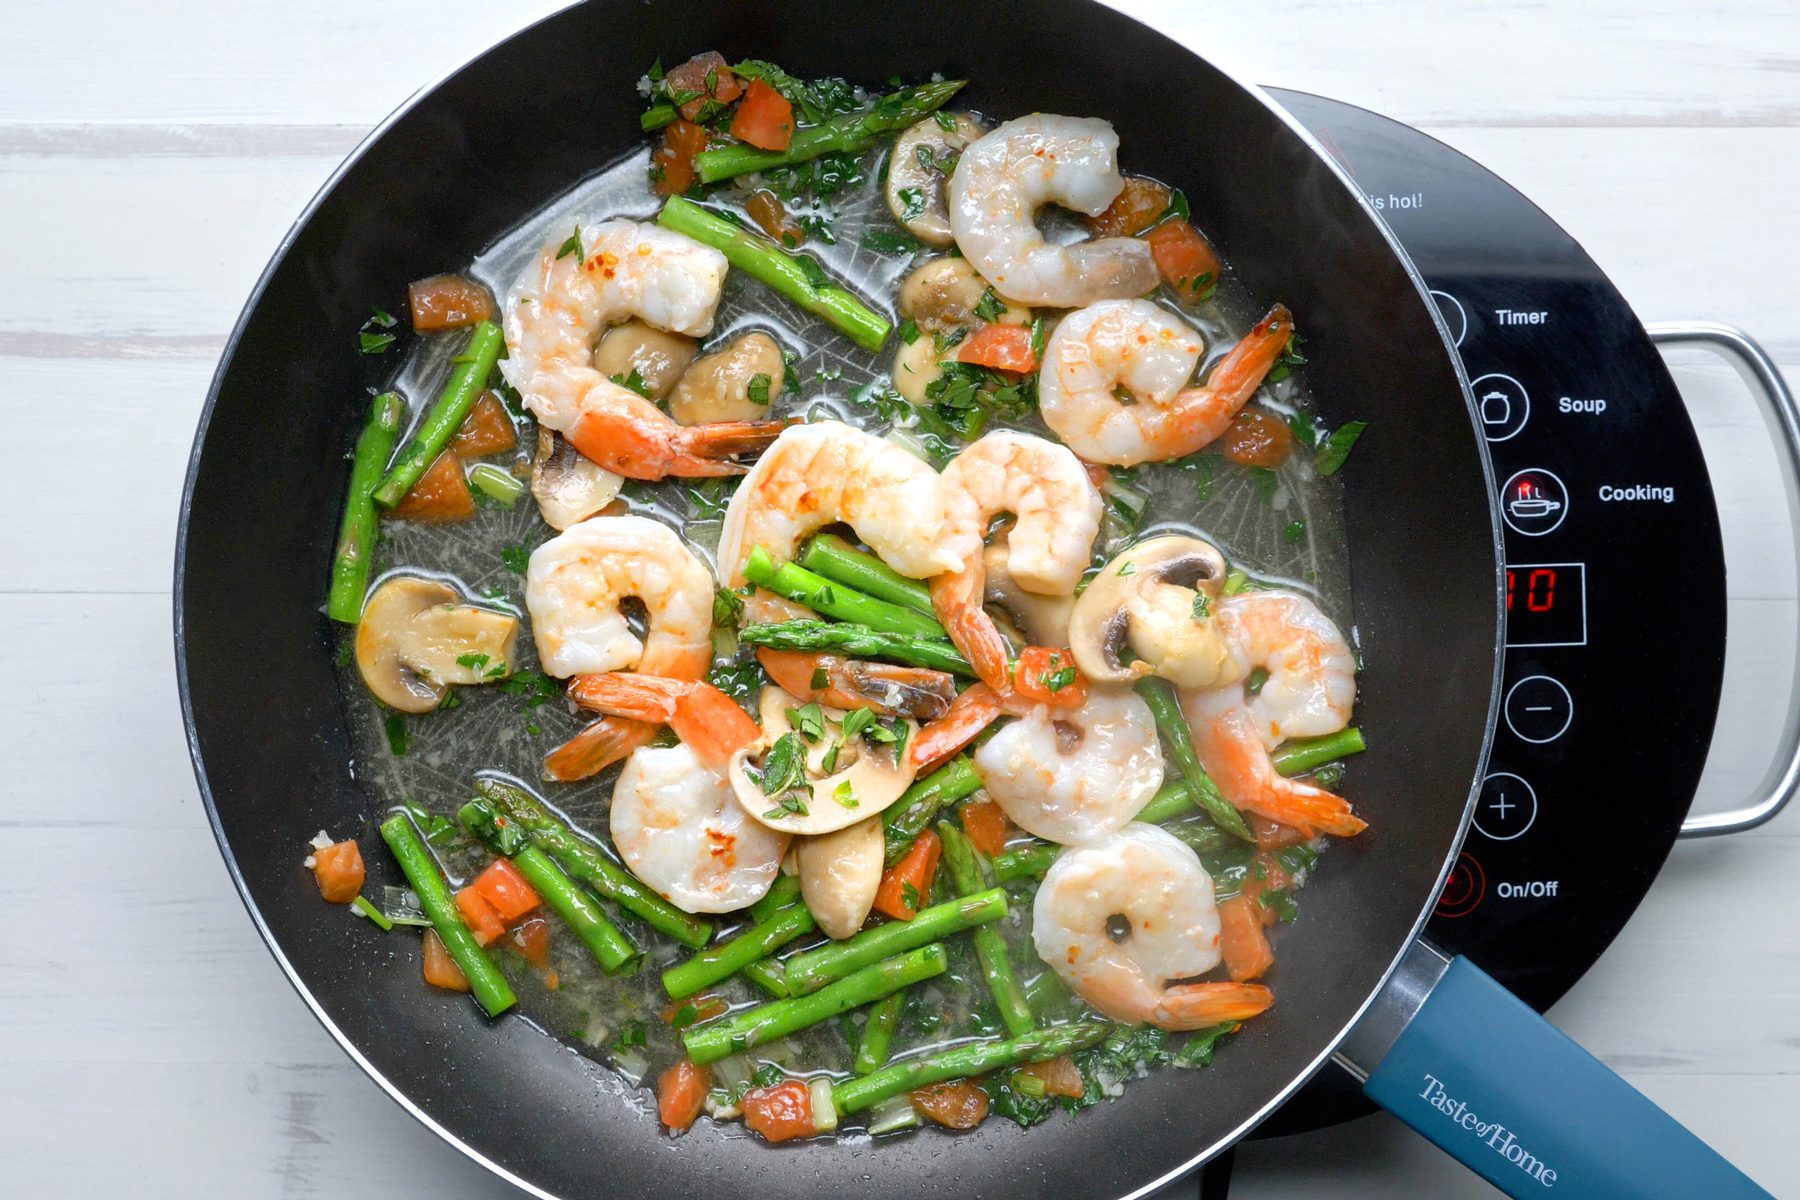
[900,881,921,911]
[863,228,920,256]
[810,666,830,690]
[1246,666,1270,696]
[896,186,927,221]
[834,779,859,809]
[456,652,490,672]
[1040,664,1078,693]
[1286,409,1320,450]
[897,317,921,345]
[1116,561,1137,577]
[609,368,653,399]
[384,712,409,756]
[758,732,807,797]
[786,703,827,742]
[1171,1022,1237,1069]
[932,109,958,132]
[613,1020,648,1052]
[1314,420,1368,477]
[556,225,584,261]
[1259,888,1300,923]
[358,330,396,355]
[1283,520,1306,543]
[973,288,1006,323]
[501,544,531,574]
[839,706,876,742]
[1249,466,1279,504]
[1191,592,1212,620]
[746,372,772,405]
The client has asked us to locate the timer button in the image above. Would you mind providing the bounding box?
[1472,372,1529,443]
[1503,674,1574,744]
[1474,772,1538,842]
[1429,289,1468,348]
[1435,852,1485,919]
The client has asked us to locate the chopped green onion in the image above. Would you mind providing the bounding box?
[468,463,525,506]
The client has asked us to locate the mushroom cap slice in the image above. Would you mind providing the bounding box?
[729,687,920,836]
[1069,536,1239,689]
[886,113,987,247]
[669,330,787,425]
[796,816,885,940]
[983,540,1076,646]
[355,576,520,713]
[531,428,623,530]
[592,320,697,402]
[898,256,1031,334]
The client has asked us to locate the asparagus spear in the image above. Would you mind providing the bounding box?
[1134,676,1256,844]
[378,813,516,1018]
[742,958,791,999]
[742,546,952,642]
[478,780,713,949]
[693,78,965,184]
[854,989,907,1074]
[657,197,891,351]
[993,842,1057,884]
[782,888,1006,996]
[663,903,816,1000]
[326,390,403,622]
[748,872,803,922]
[938,824,1034,1036]
[739,620,973,676]
[799,534,936,615]
[1270,727,1367,775]
[833,1022,1111,1115]
[883,756,983,866]
[457,799,640,974]
[372,320,504,507]
[683,944,948,1064]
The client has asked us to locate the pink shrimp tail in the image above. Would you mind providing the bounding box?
[1166,304,1294,455]
[930,570,1013,692]
[1154,982,1274,1030]
[543,716,655,782]
[568,672,761,768]
[564,387,797,479]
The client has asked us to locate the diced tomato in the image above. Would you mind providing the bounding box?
[390,449,474,522]
[873,829,941,921]
[509,915,552,969]
[959,799,1011,858]
[1015,1055,1085,1099]
[1218,894,1275,982]
[1220,408,1296,468]
[653,117,709,197]
[1009,646,1088,709]
[910,1080,989,1129]
[957,322,1037,373]
[450,391,517,457]
[745,187,804,247]
[742,1079,815,1143]
[454,885,508,947]
[1144,219,1222,304]
[665,52,742,122]
[658,1059,712,1133]
[1251,814,1309,851]
[472,857,541,923]
[310,839,364,904]
[1090,176,1174,238]
[729,78,794,151]
[407,273,494,332]
[421,928,470,992]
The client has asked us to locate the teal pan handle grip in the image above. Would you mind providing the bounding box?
[1361,955,1772,1199]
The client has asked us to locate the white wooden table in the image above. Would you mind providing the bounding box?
[4,2,1794,1195]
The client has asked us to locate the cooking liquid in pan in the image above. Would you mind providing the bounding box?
[331,136,1357,1121]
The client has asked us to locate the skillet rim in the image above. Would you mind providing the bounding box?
[171,4,1506,1196]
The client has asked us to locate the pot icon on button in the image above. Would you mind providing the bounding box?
[1471,372,1530,443]
[1500,468,1569,537]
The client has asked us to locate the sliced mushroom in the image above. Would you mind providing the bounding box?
[355,576,519,713]
[729,687,920,836]
[1068,536,1238,689]
[669,331,786,425]
[899,257,1030,333]
[531,428,623,530]
[796,816,884,939]
[885,113,986,247]
[891,331,948,406]
[592,320,697,401]
[984,539,1076,646]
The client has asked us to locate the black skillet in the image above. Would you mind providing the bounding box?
[173,2,1771,1196]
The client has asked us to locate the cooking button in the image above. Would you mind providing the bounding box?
[1472,372,1529,443]
[1435,852,1485,919]
[1474,772,1537,841]
[1504,674,1573,744]
[1500,468,1569,537]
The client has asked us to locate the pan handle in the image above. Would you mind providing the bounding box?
[1646,322,1800,838]
[1337,941,1774,1198]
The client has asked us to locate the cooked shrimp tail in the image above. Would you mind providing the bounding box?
[568,673,762,768]
[930,571,1013,691]
[1164,304,1293,455]
[543,715,655,782]
[1154,981,1274,1029]
[908,682,1006,772]
[564,387,797,479]
[755,648,956,720]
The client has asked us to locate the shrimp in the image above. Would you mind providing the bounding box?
[610,743,788,914]
[1182,590,1366,838]
[972,688,1163,845]
[1038,299,1294,466]
[524,514,714,679]
[930,431,1102,691]
[501,217,791,478]
[946,114,1159,307]
[1032,823,1273,1030]
[566,673,761,769]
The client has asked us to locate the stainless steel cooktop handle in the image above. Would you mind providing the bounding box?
[1647,322,1800,837]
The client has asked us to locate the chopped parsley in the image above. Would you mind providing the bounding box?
[1283,520,1306,543]
[609,368,653,399]
[972,287,1006,323]
[933,109,958,132]
[1040,663,1078,693]
[496,670,559,709]
[1245,666,1270,696]
[900,881,922,911]
[862,228,921,256]
[839,706,877,742]
[746,372,772,405]
[1249,466,1279,504]
[712,585,744,627]
[1314,420,1368,477]
[612,1020,647,1052]
[834,779,859,808]
[786,702,827,742]
[1191,592,1212,620]
[757,732,807,798]
[358,309,398,354]
[896,186,927,221]
[384,712,408,756]
[456,652,490,672]
[897,317,920,344]
[500,544,531,574]
[1266,331,1307,384]
[1286,408,1320,450]
[1116,560,1137,577]
[555,225,583,261]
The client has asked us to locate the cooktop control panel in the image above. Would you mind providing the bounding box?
[1257,90,1729,1134]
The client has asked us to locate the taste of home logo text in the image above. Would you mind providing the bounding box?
[1419,1074,1558,1187]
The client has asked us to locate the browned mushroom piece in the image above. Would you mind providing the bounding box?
[898,257,1031,333]
[354,577,519,713]
[531,428,622,530]
[592,320,698,401]
[795,816,885,940]
[982,537,1077,647]
[885,113,987,247]
[1068,535,1239,688]
[728,688,920,837]
[668,331,787,425]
